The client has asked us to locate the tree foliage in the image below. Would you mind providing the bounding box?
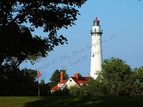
[0,0,87,96]
[101,57,133,96]
[0,68,37,96]
[0,0,87,68]
[40,79,51,96]
[69,86,80,96]
[131,66,143,96]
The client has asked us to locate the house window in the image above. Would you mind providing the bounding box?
[70,79,72,82]
[58,84,63,87]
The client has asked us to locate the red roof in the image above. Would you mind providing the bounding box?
[51,80,66,91]
[71,77,90,85]
[93,17,100,22]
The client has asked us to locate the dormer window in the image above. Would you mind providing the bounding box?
[58,84,63,87]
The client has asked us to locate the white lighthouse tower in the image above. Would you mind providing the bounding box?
[90,17,103,79]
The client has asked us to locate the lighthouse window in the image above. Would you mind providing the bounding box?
[92,54,94,57]
[94,28,96,32]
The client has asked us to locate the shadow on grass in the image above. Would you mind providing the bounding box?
[24,96,143,107]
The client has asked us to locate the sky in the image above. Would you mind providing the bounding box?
[20,0,143,82]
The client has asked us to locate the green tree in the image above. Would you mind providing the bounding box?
[40,79,51,96]
[49,69,68,88]
[0,0,87,96]
[0,0,87,68]
[69,86,80,96]
[131,66,143,96]
[78,73,82,77]
[83,78,106,96]
[62,69,69,80]
[50,69,60,87]
[0,68,37,96]
[101,57,133,96]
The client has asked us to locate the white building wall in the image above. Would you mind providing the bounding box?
[61,78,79,90]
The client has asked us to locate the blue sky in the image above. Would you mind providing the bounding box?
[20,0,143,82]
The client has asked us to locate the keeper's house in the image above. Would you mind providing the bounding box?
[51,72,90,93]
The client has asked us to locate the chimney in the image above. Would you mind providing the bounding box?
[74,73,78,79]
[60,71,64,82]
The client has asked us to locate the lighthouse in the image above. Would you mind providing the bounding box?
[90,17,103,79]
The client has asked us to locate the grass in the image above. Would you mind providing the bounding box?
[0,96,143,107]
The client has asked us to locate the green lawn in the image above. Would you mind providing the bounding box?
[0,96,143,107]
